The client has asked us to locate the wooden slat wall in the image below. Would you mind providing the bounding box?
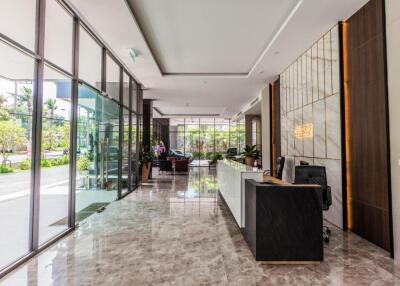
[345,0,391,251]
[270,78,281,175]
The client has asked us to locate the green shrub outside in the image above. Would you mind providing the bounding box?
[19,160,31,170]
[0,165,14,173]
[41,155,69,168]
[77,156,90,172]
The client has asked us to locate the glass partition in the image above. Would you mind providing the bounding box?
[121,107,130,195]
[131,113,138,188]
[44,0,73,72]
[38,65,71,245]
[167,118,240,167]
[79,26,102,89]
[0,0,142,275]
[0,40,34,269]
[0,0,36,50]
[106,55,120,101]
[214,119,230,157]
[75,84,118,223]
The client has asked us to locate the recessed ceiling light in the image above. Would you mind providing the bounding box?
[274,51,280,55]
[258,70,264,74]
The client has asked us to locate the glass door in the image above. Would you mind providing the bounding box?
[75,84,118,224]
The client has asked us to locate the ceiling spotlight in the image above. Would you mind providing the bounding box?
[274,51,280,55]
[129,48,137,62]
[258,70,264,74]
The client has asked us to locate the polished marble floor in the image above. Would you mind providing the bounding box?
[1,167,400,286]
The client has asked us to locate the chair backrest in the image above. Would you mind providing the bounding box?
[275,156,285,180]
[294,166,327,186]
[294,165,331,210]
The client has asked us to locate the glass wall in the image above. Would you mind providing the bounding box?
[39,65,71,245]
[0,40,34,270]
[168,118,241,167]
[0,0,141,275]
[75,85,120,219]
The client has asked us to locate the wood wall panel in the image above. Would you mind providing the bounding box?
[270,79,281,175]
[345,0,391,251]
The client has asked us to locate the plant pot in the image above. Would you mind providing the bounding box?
[141,162,151,182]
[245,156,255,167]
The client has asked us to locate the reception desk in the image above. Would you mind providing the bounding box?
[217,159,263,228]
[243,179,323,262]
[217,159,324,263]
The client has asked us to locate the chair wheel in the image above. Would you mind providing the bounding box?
[327,229,331,235]
[324,237,330,243]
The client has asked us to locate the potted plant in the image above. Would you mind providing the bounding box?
[241,145,260,167]
[140,150,153,182]
[77,155,90,188]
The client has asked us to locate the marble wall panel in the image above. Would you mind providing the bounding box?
[326,94,341,159]
[312,43,319,102]
[331,25,340,95]
[324,32,333,97]
[303,104,313,157]
[279,25,342,228]
[302,54,307,105]
[306,49,313,104]
[287,111,295,156]
[294,108,304,156]
[314,158,343,228]
[287,66,293,112]
[293,61,298,109]
[297,58,302,108]
[281,114,288,155]
[280,74,285,114]
[317,38,325,100]
[313,100,326,158]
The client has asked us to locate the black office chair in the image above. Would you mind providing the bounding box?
[275,156,285,180]
[159,160,173,174]
[263,156,285,180]
[294,165,332,243]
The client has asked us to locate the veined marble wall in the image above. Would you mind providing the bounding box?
[280,25,343,228]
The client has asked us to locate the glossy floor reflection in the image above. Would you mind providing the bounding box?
[1,167,400,285]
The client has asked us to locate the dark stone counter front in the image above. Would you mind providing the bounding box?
[243,179,323,262]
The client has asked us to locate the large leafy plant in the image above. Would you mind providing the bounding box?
[241,145,260,159]
[140,150,153,164]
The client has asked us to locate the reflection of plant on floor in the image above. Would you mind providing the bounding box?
[188,175,218,194]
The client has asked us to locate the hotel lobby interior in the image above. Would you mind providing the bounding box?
[1,0,400,285]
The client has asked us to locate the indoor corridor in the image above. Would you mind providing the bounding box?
[0,168,399,285]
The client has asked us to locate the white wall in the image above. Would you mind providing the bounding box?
[261,86,271,170]
[386,0,400,263]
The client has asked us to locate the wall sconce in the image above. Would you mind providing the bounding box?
[294,123,313,139]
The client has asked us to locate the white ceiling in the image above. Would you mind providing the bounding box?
[66,0,368,118]
[127,0,299,75]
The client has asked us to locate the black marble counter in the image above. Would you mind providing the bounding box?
[243,179,323,263]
